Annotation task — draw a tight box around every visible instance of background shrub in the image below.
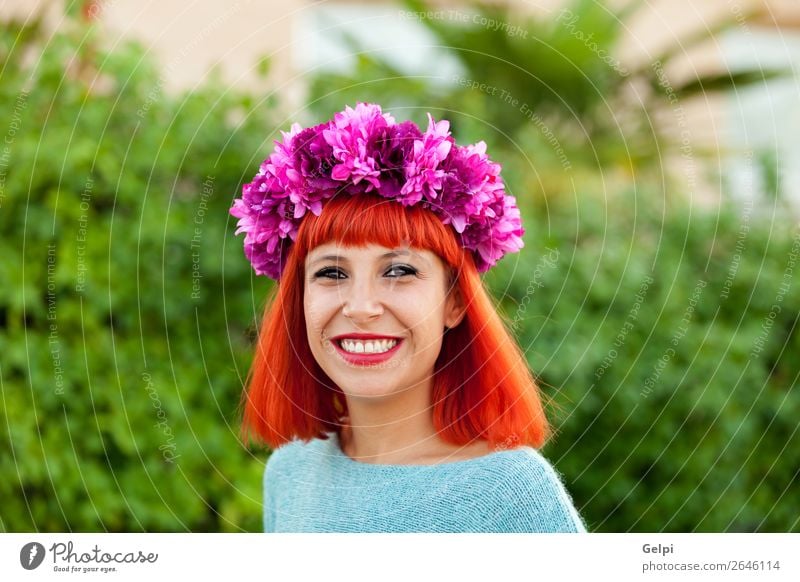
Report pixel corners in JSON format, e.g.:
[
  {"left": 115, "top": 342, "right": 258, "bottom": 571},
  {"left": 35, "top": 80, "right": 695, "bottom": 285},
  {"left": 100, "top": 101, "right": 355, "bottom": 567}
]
[
  {"left": 1, "top": 17, "right": 277, "bottom": 532},
  {"left": 490, "top": 193, "right": 800, "bottom": 532}
]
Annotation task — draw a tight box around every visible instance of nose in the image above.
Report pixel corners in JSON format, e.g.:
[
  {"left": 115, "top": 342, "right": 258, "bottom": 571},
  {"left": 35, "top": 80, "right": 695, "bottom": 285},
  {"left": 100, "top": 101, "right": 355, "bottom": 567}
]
[{"left": 341, "top": 279, "right": 384, "bottom": 321}]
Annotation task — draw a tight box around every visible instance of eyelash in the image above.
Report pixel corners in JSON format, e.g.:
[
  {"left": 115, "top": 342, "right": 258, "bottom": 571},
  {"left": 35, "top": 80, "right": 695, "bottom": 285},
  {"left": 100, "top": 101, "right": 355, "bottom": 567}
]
[{"left": 313, "top": 264, "right": 418, "bottom": 280}]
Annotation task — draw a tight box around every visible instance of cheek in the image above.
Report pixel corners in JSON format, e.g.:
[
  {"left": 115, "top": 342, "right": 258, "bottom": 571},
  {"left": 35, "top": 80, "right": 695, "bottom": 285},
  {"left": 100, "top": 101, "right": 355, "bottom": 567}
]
[
  {"left": 410, "top": 296, "right": 447, "bottom": 326},
  {"left": 304, "top": 292, "right": 335, "bottom": 334},
  {"left": 304, "top": 298, "right": 327, "bottom": 361},
  {"left": 303, "top": 295, "right": 319, "bottom": 344},
  {"left": 405, "top": 304, "right": 447, "bottom": 344}
]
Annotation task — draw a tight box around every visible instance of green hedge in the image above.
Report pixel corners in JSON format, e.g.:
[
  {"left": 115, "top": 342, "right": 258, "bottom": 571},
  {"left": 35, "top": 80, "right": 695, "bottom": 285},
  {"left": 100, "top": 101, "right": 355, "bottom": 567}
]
[
  {"left": 1, "top": 17, "right": 276, "bottom": 532},
  {"left": 489, "top": 193, "right": 799, "bottom": 532}
]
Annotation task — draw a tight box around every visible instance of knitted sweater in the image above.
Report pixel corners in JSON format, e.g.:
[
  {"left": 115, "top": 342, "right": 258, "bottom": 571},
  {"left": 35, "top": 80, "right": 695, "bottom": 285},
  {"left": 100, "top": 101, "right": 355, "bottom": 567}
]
[{"left": 263, "top": 432, "right": 587, "bottom": 533}]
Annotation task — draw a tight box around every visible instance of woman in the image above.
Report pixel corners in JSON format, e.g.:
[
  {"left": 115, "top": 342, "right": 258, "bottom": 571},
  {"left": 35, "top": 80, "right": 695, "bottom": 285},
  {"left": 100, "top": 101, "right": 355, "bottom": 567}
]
[{"left": 230, "top": 103, "right": 587, "bottom": 533}]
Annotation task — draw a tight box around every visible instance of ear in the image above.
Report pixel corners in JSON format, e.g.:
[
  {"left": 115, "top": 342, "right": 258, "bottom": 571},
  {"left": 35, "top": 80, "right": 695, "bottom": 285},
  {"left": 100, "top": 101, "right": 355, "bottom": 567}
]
[{"left": 444, "top": 285, "right": 467, "bottom": 330}]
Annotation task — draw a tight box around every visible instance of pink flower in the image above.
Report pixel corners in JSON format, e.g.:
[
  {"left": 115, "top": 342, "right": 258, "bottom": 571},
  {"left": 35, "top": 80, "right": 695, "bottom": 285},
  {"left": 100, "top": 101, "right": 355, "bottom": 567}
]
[
  {"left": 399, "top": 113, "right": 453, "bottom": 205},
  {"left": 323, "top": 103, "right": 394, "bottom": 192},
  {"left": 230, "top": 103, "right": 524, "bottom": 279}
]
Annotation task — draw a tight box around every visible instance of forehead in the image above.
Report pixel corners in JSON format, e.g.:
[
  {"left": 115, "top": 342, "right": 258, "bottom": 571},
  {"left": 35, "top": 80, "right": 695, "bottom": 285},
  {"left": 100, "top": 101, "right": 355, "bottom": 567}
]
[{"left": 306, "top": 243, "right": 435, "bottom": 266}]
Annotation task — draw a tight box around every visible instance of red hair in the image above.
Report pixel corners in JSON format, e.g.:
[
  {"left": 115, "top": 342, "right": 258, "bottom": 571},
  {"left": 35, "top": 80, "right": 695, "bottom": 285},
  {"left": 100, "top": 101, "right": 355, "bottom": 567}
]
[{"left": 239, "top": 193, "right": 551, "bottom": 450}]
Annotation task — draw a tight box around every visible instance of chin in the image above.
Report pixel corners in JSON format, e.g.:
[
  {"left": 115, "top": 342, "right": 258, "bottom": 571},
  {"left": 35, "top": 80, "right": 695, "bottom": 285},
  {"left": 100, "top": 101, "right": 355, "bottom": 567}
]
[{"left": 339, "top": 384, "right": 400, "bottom": 401}]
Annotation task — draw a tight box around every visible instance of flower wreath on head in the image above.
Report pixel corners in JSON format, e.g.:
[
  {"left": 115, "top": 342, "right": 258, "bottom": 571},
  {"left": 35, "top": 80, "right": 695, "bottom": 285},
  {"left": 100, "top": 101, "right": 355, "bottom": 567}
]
[{"left": 230, "top": 102, "right": 524, "bottom": 280}]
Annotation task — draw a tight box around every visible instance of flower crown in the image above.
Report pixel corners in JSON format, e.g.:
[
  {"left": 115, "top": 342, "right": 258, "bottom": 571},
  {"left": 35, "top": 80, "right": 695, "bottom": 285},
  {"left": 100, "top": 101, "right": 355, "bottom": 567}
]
[{"left": 230, "top": 102, "right": 524, "bottom": 280}]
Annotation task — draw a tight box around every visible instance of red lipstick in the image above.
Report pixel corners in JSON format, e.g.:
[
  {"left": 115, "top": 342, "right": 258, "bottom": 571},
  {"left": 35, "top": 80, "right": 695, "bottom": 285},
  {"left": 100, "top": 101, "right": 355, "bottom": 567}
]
[
  {"left": 329, "top": 335, "right": 403, "bottom": 366},
  {"left": 331, "top": 333, "right": 403, "bottom": 341}
]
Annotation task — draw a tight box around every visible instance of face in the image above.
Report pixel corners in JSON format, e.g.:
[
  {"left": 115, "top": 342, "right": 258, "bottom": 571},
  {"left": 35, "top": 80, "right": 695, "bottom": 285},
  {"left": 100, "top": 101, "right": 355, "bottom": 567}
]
[{"left": 303, "top": 242, "right": 465, "bottom": 401}]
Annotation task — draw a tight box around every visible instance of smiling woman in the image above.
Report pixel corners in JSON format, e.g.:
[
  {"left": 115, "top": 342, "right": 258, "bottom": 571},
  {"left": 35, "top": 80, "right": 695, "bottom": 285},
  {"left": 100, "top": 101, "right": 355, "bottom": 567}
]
[{"left": 231, "top": 103, "right": 587, "bottom": 533}]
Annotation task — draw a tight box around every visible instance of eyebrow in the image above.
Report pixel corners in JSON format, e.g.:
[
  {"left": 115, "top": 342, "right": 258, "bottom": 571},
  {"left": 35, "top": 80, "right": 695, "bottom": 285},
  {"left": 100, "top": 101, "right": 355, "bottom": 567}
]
[{"left": 308, "top": 249, "right": 427, "bottom": 268}]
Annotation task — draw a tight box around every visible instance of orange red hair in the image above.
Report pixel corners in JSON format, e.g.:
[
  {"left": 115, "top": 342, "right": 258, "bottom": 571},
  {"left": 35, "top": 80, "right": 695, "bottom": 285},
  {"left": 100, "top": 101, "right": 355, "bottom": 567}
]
[{"left": 239, "top": 193, "right": 551, "bottom": 451}]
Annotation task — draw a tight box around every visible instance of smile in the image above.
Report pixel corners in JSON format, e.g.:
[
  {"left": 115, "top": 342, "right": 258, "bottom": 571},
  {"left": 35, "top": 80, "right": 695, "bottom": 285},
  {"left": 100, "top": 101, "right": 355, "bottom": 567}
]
[
  {"left": 339, "top": 338, "right": 397, "bottom": 354},
  {"left": 330, "top": 338, "right": 403, "bottom": 365}
]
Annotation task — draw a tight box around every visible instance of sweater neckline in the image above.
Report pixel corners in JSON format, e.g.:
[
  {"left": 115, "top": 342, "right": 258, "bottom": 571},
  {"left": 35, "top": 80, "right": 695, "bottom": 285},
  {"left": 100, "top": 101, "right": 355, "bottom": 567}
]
[{"left": 323, "top": 431, "right": 528, "bottom": 470}]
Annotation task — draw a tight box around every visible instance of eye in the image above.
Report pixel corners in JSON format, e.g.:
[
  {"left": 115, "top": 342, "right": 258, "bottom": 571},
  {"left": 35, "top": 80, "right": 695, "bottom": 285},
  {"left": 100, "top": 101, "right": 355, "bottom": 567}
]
[
  {"left": 386, "top": 264, "right": 417, "bottom": 277},
  {"left": 313, "top": 267, "right": 346, "bottom": 280}
]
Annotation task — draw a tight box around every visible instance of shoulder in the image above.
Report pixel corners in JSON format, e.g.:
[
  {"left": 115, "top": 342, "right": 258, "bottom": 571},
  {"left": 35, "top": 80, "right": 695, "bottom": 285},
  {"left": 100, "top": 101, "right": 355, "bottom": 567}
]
[
  {"left": 477, "top": 447, "right": 587, "bottom": 533},
  {"left": 262, "top": 435, "right": 334, "bottom": 532},
  {"left": 263, "top": 434, "right": 331, "bottom": 485},
  {"left": 492, "top": 447, "right": 572, "bottom": 494}
]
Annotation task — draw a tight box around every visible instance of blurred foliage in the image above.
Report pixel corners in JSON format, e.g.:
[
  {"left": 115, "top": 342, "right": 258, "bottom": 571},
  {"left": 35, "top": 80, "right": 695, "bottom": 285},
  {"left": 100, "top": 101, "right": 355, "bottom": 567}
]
[
  {"left": 0, "top": 14, "right": 278, "bottom": 531},
  {"left": 486, "top": 192, "right": 800, "bottom": 532},
  {"left": 308, "top": 0, "right": 785, "bottom": 182}
]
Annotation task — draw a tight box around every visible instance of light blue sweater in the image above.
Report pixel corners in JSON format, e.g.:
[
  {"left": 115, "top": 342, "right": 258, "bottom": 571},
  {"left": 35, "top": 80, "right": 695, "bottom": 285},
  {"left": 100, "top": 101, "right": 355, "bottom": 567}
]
[{"left": 263, "top": 432, "right": 588, "bottom": 533}]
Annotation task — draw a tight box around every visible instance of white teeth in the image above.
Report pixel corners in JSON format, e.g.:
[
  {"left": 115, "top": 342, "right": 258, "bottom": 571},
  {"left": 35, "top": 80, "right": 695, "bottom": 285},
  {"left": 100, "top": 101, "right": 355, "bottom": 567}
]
[{"left": 339, "top": 339, "right": 398, "bottom": 354}]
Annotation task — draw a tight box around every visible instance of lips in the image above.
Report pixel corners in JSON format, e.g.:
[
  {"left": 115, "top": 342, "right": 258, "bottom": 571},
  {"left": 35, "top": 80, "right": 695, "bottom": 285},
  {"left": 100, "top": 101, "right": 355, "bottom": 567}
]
[
  {"left": 328, "top": 335, "right": 404, "bottom": 366},
  {"left": 330, "top": 333, "right": 403, "bottom": 341}
]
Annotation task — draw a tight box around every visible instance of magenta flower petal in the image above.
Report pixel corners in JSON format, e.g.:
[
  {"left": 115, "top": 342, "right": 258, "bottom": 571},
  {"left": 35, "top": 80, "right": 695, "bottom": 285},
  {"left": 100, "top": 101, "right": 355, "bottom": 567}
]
[{"left": 230, "top": 103, "right": 524, "bottom": 279}]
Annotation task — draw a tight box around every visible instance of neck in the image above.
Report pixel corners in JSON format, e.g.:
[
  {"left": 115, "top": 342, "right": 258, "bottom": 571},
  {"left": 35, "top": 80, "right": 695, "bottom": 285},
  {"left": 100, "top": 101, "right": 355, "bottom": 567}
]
[{"left": 339, "top": 380, "right": 444, "bottom": 464}]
